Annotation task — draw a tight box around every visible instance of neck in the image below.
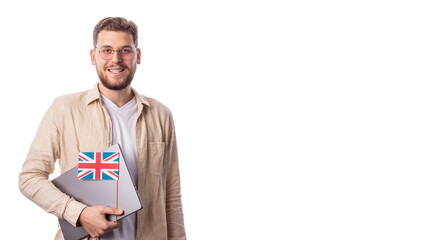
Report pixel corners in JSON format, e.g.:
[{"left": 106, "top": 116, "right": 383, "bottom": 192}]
[{"left": 98, "top": 83, "right": 134, "bottom": 107}]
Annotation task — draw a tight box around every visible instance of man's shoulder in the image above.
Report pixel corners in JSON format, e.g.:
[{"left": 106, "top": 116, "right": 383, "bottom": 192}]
[
  {"left": 51, "top": 89, "right": 91, "bottom": 108},
  {"left": 138, "top": 94, "right": 173, "bottom": 116}
]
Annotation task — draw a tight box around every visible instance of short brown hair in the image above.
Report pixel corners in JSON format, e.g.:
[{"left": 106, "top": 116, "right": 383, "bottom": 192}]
[{"left": 93, "top": 17, "right": 138, "bottom": 47}]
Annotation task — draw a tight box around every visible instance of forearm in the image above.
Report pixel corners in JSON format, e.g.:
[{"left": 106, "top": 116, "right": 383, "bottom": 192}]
[
  {"left": 18, "top": 99, "right": 86, "bottom": 226},
  {"left": 166, "top": 179, "right": 186, "bottom": 239},
  {"left": 162, "top": 109, "right": 186, "bottom": 239},
  {"left": 19, "top": 161, "right": 87, "bottom": 226},
  {"left": 165, "top": 143, "right": 186, "bottom": 239}
]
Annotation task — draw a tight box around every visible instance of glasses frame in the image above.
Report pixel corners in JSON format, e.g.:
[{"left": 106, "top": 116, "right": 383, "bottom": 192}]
[{"left": 95, "top": 47, "right": 137, "bottom": 60}]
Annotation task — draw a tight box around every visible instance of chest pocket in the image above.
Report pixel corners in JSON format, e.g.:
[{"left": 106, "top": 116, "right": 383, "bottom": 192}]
[{"left": 148, "top": 142, "right": 165, "bottom": 175}]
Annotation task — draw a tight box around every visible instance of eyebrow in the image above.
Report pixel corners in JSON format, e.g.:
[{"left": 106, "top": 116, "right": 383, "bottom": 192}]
[{"left": 99, "top": 45, "right": 134, "bottom": 49}]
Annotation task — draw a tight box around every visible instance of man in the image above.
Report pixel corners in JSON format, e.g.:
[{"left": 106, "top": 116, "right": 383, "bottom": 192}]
[{"left": 19, "top": 17, "right": 186, "bottom": 240}]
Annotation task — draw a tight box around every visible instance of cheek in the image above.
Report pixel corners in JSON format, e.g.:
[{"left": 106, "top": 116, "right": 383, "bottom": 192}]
[
  {"left": 95, "top": 64, "right": 107, "bottom": 76},
  {"left": 95, "top": 60, "right": 107, "bottom": 70}
]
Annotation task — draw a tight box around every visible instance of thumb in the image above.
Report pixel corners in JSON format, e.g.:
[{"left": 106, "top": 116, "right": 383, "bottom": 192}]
[{"left": 103, "top": 207, "right": 123, "bottom": 216}]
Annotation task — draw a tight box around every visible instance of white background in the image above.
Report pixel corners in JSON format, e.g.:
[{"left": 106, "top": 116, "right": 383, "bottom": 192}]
[{"left": 1, "top": 0, "right": 430, "bottom": 239}]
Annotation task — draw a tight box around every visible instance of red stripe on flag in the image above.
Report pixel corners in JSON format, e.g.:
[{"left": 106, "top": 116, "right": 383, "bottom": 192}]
[
  {"left": 79, "top": 153, "right": 91, "bottom": 162},
  {"left": 108, "top": 171, "right": 118, "bottom": 178},
  {"left": 107, "top": 171, "right": 119, "bottom": 179},
  {"left": 78, "top": 170, "right": 93, "bottom": 179},
  {"left": 95, "top": 152, "right": 101, "bottom": 179},
  {"left": 103, "top": 152, "right": 119, "bottom": 162}
]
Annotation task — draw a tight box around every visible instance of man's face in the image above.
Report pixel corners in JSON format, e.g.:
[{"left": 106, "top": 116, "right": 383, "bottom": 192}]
[{"left": 91, "top": 30, "right": 141, "bottom": 90}]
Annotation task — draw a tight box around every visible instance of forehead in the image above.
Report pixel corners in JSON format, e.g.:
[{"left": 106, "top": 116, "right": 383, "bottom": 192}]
[{"left": 96, "top": 30, "right": 135, "bottom": 48}]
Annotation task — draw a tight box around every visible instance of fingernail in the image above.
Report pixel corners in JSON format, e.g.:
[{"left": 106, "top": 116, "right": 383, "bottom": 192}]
[{"left": 117, "top": 209, "right": 123, "bottom": 214}]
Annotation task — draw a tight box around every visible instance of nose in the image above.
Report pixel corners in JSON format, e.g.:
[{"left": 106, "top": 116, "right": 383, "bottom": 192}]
[{"left": 111, "top": 50, "right": 122, "bottom": 63}]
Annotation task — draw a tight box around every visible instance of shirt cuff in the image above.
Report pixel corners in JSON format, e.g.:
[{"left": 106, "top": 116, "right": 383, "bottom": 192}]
[{"left": 63, "top": 198, "right": 87, "bottom": 227}]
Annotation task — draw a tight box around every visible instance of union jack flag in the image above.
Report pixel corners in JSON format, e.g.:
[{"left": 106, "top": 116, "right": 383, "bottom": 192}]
[{"left": 78, "top": 152, "right": 119, "bottom": 180}]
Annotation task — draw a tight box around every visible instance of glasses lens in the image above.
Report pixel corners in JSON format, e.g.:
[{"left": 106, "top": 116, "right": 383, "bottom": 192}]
[
  {"left": 99, "top": 47, "right": 112, "bottom": 59},
  {"left": 120, "top": 48, "right": 134, "bottom": 59}
]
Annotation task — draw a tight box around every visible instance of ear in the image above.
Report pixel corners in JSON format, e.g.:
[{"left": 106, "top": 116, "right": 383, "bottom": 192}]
[
  {"left": 136, "top": 48, "right": 141, "bottom": 64},
  {"left": 90, "top": 49, "right": 96, "bottom": 65}
]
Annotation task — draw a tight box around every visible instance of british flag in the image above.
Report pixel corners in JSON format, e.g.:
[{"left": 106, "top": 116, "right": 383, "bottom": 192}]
[{"left": 78, "top": 152, "right": 119, "bottom": 180}]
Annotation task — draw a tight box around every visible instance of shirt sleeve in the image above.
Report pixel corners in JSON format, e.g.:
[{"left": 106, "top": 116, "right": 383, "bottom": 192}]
[
  {"left": 18, "top": 99, "right": 87, "bottom": 227},
  {"left": 164, "top": 109, "right": 187, "bottom": 240}
]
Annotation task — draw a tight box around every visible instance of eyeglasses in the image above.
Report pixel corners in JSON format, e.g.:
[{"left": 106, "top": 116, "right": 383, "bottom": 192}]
[{"left": 96, "top": 47, "right": 136, "bottom": 60}]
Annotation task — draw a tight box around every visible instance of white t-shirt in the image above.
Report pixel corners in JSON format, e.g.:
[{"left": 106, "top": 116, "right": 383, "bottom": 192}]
[{"left": 100, "top": 94, "right": 138, "bottom": 240}]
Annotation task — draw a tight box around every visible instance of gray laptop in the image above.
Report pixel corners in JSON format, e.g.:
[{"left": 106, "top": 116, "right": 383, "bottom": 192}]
[{"left": 52, "top": 144, "right": 142, "bottom": 240}]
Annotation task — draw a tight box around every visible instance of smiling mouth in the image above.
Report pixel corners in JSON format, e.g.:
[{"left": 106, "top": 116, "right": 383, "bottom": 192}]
[{"left": 108, "top": 68, "right": 125, "bottom": 73}]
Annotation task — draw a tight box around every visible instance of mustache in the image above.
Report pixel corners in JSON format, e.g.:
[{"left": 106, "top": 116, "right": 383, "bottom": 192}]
[{"left": 106, "top": 64, "right": 128, "bottom": 69}]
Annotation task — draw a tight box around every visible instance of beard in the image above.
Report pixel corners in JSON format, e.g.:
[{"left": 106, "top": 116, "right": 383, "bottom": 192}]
[{"left": 97, "top": 65, "right": 136, "bottom": 91}]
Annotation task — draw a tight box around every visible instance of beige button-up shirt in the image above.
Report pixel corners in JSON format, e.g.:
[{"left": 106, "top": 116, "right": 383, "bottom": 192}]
[{"left": 19, "top": 84, "right": 186, "bottom": 240}]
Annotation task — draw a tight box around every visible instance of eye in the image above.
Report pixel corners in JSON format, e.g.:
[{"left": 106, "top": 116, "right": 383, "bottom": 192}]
[
  {"left": 121, "top": 48, "right": 132, "bottom": 54},
  {"left": 101, "top": 48, "right": 112, "bottom": 53}
]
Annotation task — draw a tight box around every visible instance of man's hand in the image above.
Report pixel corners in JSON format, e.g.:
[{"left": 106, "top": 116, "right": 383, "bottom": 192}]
[{"left": 78, "top": 206, "right": 124, "bottom": 238}]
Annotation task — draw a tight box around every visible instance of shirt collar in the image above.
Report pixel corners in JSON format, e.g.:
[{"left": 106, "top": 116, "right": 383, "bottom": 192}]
[{"left": 86, "top": 83, "right": 151, "bottom": 108}]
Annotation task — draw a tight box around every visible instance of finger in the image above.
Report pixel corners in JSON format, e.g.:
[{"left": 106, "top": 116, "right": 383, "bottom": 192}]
[
  {"left": 106, "top": 220, "right": 121, "bottom": 230},
  {"left": 102, "top": 206, "right": 124, "bottom": 216}
]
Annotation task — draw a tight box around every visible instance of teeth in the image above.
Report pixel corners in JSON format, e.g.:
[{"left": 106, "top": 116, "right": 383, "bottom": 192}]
[{"left": 109, "top": 69, "right": 124, "bottom": 73}]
